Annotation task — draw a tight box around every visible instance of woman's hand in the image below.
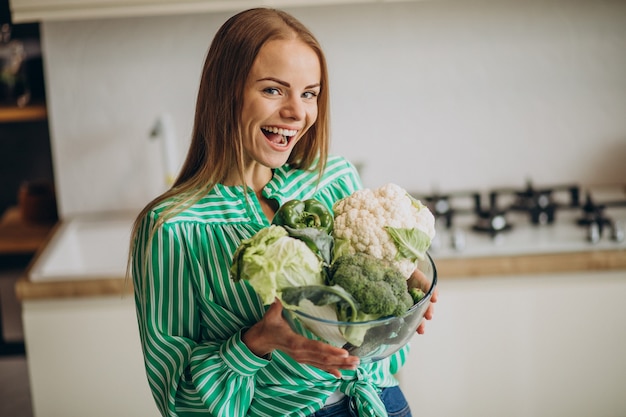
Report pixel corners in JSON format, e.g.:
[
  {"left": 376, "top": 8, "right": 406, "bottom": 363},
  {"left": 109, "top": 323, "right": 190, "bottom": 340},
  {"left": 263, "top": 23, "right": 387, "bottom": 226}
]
[
  {"left": 416, "top": 286, "right": 438, "bottom": 334},
  {"left": 409, "top": 267, "right": 438, "bottom": 335},
  {"left": 242, "top": 300, "right": 360, "bottom": 378}
]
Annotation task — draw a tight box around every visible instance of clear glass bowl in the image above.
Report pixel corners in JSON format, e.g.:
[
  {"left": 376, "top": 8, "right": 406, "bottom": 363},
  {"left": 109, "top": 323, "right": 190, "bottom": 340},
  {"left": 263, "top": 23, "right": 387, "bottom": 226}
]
[{"left": 283, "top": 253, "right": 437, "bottom": 363}]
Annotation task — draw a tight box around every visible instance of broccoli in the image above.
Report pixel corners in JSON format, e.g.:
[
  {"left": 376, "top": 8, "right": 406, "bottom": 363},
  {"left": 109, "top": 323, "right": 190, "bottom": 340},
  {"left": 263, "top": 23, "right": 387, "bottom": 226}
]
[
  {"left": 322, "top": 253, "right": 413, "bottom": 346},
  {"left": 329, "top": 252, "right": 414, "bottom": 319},
  {"left": 409, "top": 287, "right": 426, "bottom": 304},
  {"left": 280, "top": 253, "right": 418, "bottom": 348}
]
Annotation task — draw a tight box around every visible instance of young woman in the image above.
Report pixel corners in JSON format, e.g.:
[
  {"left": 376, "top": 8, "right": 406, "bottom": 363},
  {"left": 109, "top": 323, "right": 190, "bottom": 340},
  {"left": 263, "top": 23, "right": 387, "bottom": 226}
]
[{"left": 130, "top": 8, "right": 437, "bottom": 417}]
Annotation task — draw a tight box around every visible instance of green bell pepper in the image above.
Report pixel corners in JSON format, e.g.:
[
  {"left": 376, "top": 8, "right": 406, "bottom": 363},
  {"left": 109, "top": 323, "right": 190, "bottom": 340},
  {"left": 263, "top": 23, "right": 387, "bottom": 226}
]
[{"left": 272, "top": 199, "right": 334, "bottom": 234}]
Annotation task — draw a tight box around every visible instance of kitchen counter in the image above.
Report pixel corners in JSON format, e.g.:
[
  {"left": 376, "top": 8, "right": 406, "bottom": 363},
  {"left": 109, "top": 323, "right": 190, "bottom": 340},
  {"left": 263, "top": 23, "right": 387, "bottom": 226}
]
[{"left": 16, "top": 247, "right": 626, "bottom": 300}]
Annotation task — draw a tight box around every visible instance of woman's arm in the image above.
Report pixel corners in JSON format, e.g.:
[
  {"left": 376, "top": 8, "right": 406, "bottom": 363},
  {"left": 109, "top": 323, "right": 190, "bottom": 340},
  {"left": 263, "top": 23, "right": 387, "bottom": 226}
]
[{"left": 132, "top": 215, "right": 269, "bottom": 416}]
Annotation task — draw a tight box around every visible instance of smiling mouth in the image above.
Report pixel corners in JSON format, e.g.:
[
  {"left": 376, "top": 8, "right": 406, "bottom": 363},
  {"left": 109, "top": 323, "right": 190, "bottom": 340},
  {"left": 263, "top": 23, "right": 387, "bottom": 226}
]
[{"left": 261, "top": 126, "right": 298, "bottom": 147}]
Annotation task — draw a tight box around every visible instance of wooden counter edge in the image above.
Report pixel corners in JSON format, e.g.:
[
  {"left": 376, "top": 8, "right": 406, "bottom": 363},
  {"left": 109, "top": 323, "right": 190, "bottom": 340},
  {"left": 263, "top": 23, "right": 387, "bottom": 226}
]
[
  {"left": 436, "top": 249, "right": 626, "bottom": 278},
  {"left": 16, "top": 274, "right": 133, "bottom": 300}
]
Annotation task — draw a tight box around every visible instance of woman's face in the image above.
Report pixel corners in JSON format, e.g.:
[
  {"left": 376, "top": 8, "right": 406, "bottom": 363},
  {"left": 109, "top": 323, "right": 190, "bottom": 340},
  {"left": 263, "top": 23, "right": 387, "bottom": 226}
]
[{"left": 239, "top": 38, "right": 321, "bottom": 176}]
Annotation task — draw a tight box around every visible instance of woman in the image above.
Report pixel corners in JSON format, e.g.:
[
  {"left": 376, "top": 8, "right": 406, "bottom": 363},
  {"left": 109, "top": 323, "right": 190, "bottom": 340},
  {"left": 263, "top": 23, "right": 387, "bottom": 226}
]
[{"left": 130, "top": 8, "right": 437, "bottom": 417}]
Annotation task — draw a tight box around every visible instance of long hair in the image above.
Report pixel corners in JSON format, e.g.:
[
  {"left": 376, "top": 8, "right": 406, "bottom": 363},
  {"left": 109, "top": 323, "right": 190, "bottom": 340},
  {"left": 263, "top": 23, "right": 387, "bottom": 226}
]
[{"left": 128, "top": 8, "right": 331, "bottom": 282}]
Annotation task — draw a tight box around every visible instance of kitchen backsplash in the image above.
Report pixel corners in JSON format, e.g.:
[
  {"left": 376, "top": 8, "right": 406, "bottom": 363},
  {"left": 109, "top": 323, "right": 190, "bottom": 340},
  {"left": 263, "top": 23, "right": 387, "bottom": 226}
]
[{"left": 40, "top": 0, "right": 626, "bottom": 218}]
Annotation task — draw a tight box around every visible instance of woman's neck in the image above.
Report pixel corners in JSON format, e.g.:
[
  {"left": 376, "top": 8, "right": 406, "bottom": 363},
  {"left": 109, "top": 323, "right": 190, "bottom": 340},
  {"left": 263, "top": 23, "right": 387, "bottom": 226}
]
[{"left": 223, "top": 165, "right": 273, "bottom": 193}]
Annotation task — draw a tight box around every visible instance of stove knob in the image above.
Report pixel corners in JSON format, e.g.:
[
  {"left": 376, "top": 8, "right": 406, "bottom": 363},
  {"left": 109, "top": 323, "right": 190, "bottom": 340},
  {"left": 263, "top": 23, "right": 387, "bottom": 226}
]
[
  {"left": 434, "top": 199, "right": 450, "bottom": 215},
  {"left": 587, "top": 221, "right": 601, "bottom": 244},
  {"left": 451, "top": 228, "right": 466, "bottom": 251},
  {"left": 491, "top": 215, "right": 507, "bottom": 231},
  {"left": 611, "top": 221, "right": 625, "bottom": 243},
  {"left": 537, "top": 194, "right": 550, "bottom": 208}
]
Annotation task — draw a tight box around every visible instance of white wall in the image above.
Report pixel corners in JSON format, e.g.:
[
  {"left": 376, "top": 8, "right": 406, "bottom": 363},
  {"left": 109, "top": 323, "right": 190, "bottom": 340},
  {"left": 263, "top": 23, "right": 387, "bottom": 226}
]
[{"left": 40, "top": 0, "right": 626, "bottom": 218}]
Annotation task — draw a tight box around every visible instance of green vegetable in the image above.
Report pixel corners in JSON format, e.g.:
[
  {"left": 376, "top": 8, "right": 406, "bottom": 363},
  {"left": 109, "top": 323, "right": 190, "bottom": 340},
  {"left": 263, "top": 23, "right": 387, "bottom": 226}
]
[
  {"left": 409, "top": 287, "right": 426, "bottom": 304},
  {"left": 331, "top": 237, "right": 352, "bottom": 263},
  {"left": 282, "top": 284, "right": 353, "bottom": 309},
  {"left": 329, "top": 253, "right": 414, "bottom": 318},
  {"left": 272, "top": 199, "right": 335, "bottom": 265},
  {"left": 280, "top": 289, "right": 350, "bottom": 347},
  {"left": 272, "top": 199, "right": 334, "bottom": 234},
  {"left": 282, "top": 252, "right": 414, "bottom": 346},
  {"left": 384, "top": 226, "right": 432, "bottom": 263},
  {"left": 230, "top": 225, "right": 324, "bottom": 305},
  {"left": 281, "top": 284, "right": 361, "bottom": 346},
  {"left": 329, "top": 253, "right": 414, "bottom": 346},
  {"left": 282, "top": 225, "right": 334, "bottom": 267}
]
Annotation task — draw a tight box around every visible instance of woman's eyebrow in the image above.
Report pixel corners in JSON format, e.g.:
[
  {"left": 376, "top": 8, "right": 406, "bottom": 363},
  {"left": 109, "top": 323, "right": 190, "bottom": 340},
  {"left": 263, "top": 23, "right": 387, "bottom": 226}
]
[{"left": 257, "top": 77, "right": 320, "bottom": 90}]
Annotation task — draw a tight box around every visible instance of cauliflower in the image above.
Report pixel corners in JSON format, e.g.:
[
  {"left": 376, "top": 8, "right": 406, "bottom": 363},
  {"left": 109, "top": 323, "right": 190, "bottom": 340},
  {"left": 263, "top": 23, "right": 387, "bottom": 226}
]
[{"left": 332, "top": 183, "right": 435, "bottom": 278}]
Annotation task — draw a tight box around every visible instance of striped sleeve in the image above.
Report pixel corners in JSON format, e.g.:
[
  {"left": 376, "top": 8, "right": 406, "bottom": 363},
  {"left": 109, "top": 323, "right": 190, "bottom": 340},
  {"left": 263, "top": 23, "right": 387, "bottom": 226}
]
[{"left": 132, "top": 213, "right": 269, "bottom": 417}]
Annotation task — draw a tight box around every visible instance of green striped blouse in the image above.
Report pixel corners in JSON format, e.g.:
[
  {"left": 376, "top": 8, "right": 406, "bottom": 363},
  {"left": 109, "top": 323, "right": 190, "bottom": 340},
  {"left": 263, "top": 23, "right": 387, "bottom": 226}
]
[{"left": 132, "top": 155, "right": 409, "bottom": 417}]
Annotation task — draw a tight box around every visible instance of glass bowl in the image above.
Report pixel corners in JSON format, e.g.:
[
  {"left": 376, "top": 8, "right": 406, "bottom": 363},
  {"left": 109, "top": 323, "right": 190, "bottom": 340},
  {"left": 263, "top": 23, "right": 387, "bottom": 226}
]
[{"left": 282, "top": 253, "right": 437, "bottom": 363}]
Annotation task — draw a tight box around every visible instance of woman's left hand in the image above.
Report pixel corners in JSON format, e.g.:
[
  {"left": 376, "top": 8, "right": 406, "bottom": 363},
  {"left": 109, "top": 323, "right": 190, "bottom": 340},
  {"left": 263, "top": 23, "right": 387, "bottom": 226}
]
[
  {"left": 408, "top": 267, "right": 438, "bottom": 335},
  {"left": 242, "top": 300, "right": 360, "bottom": 377},
  {"left": 416, "top": 286, "right": 438, "bottom": 334}
]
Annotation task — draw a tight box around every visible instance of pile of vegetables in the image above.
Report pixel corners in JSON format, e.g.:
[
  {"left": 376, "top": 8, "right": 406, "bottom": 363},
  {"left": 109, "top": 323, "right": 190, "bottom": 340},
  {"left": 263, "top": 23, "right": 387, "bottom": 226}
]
[{"left": 230, "top": 183, "right": 436, "bottom": 347}]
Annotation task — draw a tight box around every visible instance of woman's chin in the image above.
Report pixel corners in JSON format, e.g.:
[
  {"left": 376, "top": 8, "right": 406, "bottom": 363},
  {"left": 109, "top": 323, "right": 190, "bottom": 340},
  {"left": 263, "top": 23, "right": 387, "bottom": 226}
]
[{"left": 264, "top": 147, "right": 294, "bottom": 167}]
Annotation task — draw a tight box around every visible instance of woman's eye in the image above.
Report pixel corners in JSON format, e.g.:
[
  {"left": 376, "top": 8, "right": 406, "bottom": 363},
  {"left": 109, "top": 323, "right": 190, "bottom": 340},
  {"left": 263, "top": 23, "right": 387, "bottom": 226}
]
[
  {"left": 263, "top": 87, "right": 281, "bottom": 95},
  {"left": 302, "top": 91, "right": 318, "bottom": 99}
]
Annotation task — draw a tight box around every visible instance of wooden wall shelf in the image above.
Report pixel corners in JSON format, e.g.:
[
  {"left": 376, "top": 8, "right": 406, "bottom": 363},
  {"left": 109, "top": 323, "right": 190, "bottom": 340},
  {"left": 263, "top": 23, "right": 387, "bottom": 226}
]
[{"left": 0, "top": 104, "right": 47, "bottom": 124}]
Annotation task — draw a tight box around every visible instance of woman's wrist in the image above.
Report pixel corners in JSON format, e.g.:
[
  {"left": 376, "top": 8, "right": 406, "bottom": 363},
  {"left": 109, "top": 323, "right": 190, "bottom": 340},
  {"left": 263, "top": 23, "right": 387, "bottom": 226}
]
[{"left": 242, "top": 325, "right": 272, "bottom": 359}]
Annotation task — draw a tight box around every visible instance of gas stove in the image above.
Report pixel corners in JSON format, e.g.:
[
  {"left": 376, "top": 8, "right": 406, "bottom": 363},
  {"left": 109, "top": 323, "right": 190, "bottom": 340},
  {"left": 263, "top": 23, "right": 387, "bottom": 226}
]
[{"left": 413, "top": 182, "right": 626, "bottom": 259}]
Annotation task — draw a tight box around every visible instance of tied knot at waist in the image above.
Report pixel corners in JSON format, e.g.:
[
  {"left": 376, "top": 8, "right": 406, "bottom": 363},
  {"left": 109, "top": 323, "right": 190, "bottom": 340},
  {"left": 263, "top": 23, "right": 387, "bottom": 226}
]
[{"left": 338, "top": 368, "right": 387, "bottom": 417}]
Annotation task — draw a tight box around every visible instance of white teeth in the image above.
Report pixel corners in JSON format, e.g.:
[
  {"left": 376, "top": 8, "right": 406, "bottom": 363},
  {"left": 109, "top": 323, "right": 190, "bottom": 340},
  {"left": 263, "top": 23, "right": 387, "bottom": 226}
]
[{"left": 262, "top": 126, "right": 297, "bottom": 137}]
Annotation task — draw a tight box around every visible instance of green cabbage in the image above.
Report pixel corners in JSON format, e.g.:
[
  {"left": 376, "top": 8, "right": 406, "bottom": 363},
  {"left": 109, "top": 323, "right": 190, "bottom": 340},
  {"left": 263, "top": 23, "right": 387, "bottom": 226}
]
[{"left": 230, "top": 225, "right": 324, "bottom": 305}]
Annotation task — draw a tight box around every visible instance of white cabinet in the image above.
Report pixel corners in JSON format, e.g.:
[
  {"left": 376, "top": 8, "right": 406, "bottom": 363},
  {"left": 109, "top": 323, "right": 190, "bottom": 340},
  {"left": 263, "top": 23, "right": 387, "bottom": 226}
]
[
  {"left": 22, "top": 296, "right": 159, "bottom": 417},
  {"left": 9, "top": 0, "right": 410, "bottom": 22},
  {"left": 398, "top": 270, "right": 626, "bottom": 417}
]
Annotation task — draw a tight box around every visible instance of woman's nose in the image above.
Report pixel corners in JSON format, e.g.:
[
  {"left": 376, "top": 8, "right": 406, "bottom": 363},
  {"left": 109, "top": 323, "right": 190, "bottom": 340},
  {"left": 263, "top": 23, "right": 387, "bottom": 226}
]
[{"left": 280, "top": 96, "right": 305, "bottom": 120}]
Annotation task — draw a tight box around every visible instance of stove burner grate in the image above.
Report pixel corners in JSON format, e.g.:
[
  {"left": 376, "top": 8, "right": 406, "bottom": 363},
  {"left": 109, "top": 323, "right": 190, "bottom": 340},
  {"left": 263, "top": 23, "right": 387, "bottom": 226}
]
[
  {"left": 472, "top": 211, "right": 512, "bottom": 235},
  {"left": 416, "top": 191, "right": 479, "bottom": 229},
  {"left": 577, "top": 192, "right": 626, "bottom": 242},
  {"left": 492, "top": 181, "right": 580, "bottom": 226},
  {"left": 471, "top": 193, "right": 513, "bottom": 236}
]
